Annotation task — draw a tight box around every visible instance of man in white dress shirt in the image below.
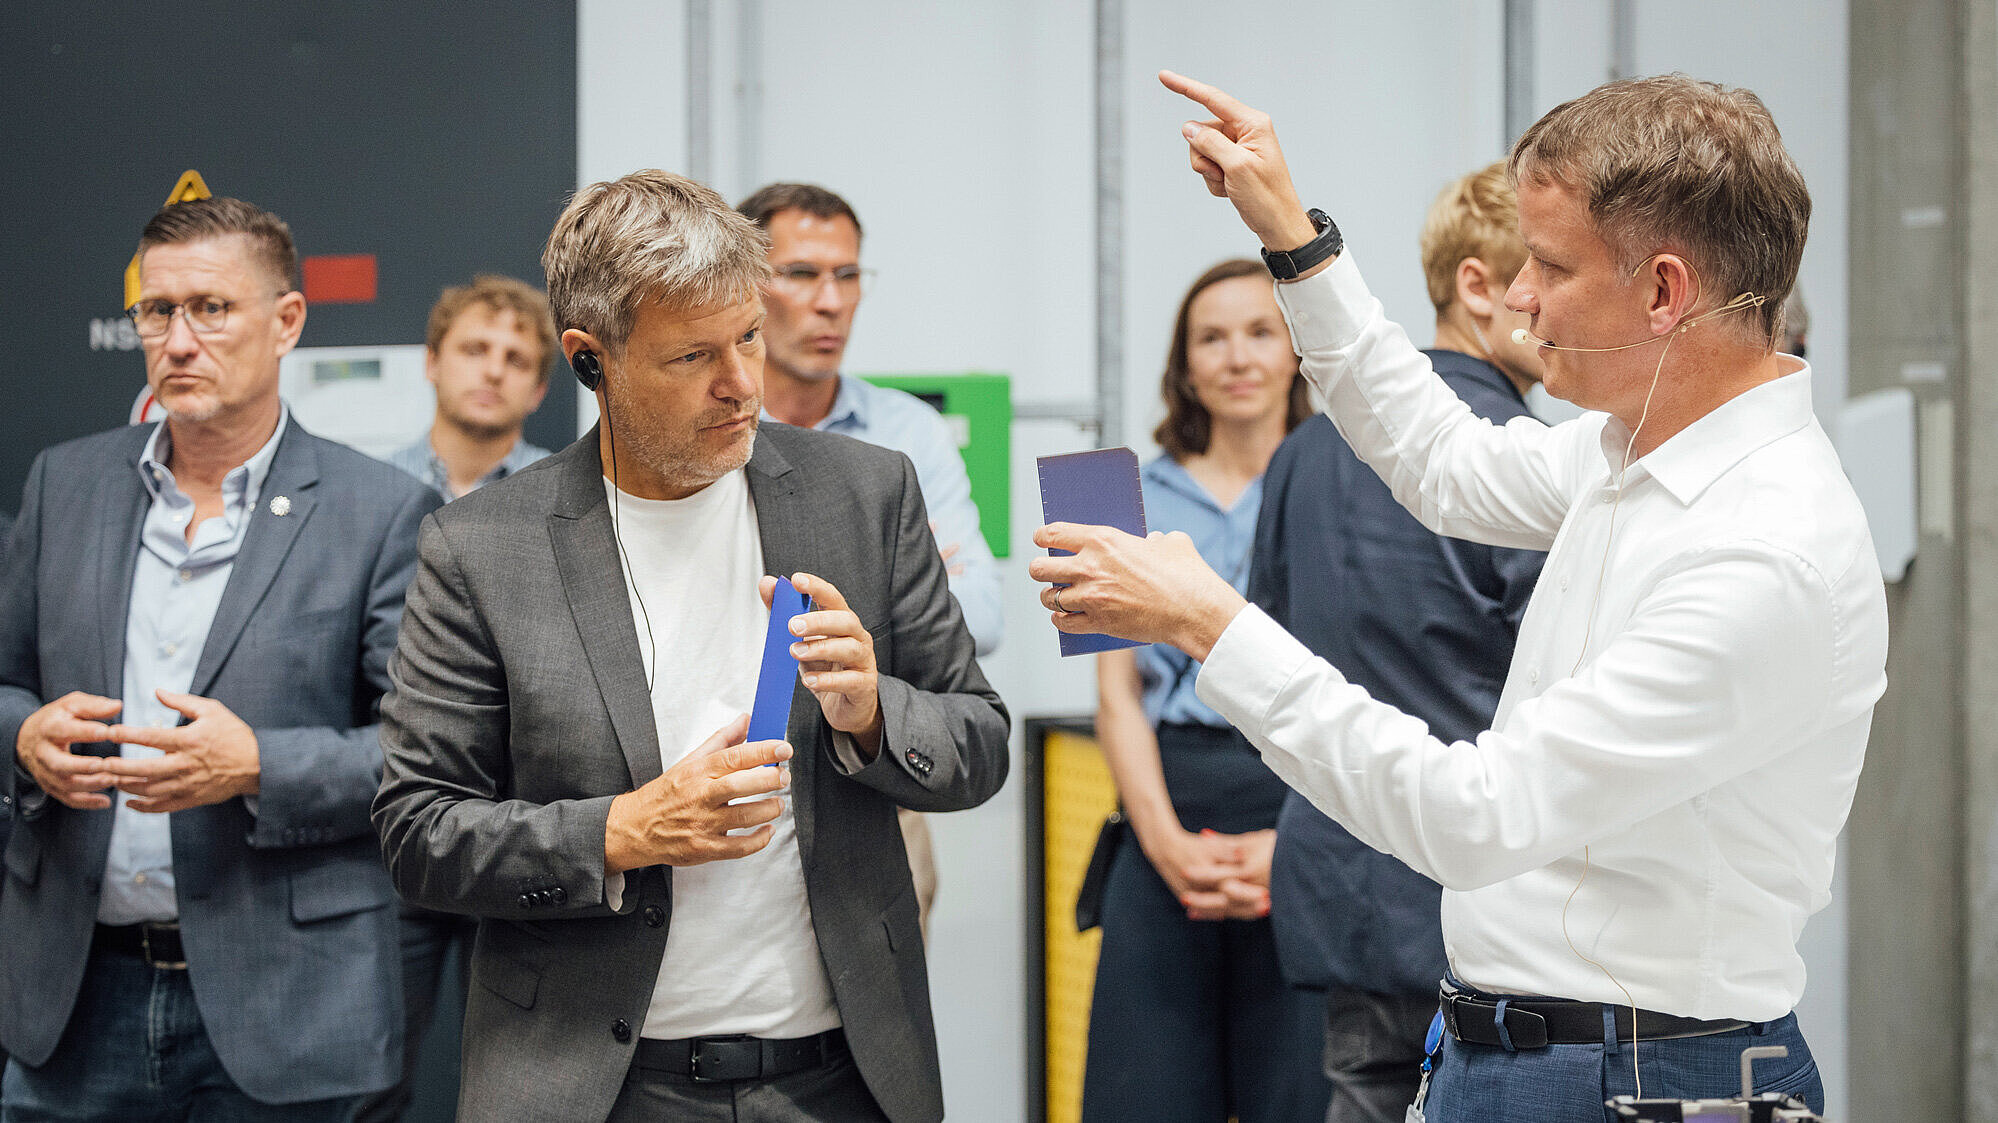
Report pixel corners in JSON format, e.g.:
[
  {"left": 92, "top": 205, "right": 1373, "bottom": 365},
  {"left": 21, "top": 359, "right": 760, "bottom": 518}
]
[{"left": 1031, "top": 72, "right": 1886, "bottom": 1119}]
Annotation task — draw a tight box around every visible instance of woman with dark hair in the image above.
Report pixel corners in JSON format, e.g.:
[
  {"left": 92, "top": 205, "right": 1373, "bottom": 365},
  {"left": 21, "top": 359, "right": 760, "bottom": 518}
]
[{"left": 1083, "top": 260, "right": 1328, "bottom": 1122}]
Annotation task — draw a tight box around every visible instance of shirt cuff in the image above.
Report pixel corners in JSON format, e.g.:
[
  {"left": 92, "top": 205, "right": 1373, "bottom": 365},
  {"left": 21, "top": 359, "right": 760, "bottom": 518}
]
[
  {"left": 828, "top": 729, "right": 874, "bottom": 775},
  {"left": 604, "top": 870, "right": 625, "bottom": 912},
  {"left": 1194, "top": 604, "right": 1334, "bottom": 734},
  {"left": 1273, "top": 251, "right": 1376, "bottom": 353}
]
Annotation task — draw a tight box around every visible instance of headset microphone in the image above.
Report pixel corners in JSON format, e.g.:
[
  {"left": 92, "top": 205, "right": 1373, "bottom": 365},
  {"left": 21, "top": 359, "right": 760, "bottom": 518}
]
[{"left": 1511, "top": 292, "right": 1766, "bottom": 353}]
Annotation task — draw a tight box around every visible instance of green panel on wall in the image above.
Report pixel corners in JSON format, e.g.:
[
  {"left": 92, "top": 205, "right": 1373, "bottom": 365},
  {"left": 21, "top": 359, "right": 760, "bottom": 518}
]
[{"left": 858, "top": 373, "right": 1011, "bottom": 557}]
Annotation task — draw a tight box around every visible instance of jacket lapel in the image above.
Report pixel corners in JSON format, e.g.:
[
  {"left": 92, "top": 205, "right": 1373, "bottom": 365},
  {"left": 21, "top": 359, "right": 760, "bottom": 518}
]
[
  {"left": 95, "top": 431, "right": 152, "bottom": 701},
  {"left": 745, "top": 433, "right": 820, "bottom": 862},
  {"left": 547, "top": 433, "right": 663, "bottom": 788},
  {"left": 189, "top": 428, "right": 317, "bottom": 698}
]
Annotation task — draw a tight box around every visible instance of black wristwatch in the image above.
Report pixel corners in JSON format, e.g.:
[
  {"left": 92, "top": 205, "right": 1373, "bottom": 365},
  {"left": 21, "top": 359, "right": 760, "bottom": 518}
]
[{"left": 1261, "top": 208, "right": 1342, "bottom": 281}]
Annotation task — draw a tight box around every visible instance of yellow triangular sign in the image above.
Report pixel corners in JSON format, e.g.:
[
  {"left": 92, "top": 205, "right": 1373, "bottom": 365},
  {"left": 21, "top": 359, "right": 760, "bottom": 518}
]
[{"left": 124, "top": 170, "right": 213, "bottom": 309}]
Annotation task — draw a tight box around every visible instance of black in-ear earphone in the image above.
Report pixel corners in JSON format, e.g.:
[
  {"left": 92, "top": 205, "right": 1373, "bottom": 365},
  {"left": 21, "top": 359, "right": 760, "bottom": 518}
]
[{"left": 572, "top": 346, "right": 657, "bottom": 691}]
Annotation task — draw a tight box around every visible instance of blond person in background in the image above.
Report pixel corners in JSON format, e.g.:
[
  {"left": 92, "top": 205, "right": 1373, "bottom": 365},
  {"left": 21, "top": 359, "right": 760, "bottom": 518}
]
[{"left": 1252, "top": 163, "right": 1546, "bottom": 1123}]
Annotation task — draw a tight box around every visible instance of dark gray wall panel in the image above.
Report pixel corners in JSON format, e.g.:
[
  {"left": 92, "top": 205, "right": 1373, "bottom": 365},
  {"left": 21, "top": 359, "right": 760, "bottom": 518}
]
[{"left": 0, "top": 3, "right": 579, "bottom": 510}]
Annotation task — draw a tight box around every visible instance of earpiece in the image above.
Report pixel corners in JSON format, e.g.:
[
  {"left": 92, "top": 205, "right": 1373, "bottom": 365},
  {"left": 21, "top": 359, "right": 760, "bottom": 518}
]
[{"left": 570, "top": 349, "right": 604, "bottom": 391}]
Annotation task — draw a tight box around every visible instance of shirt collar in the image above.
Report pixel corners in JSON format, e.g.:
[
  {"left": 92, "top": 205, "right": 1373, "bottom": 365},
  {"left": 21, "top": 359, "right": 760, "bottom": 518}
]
[
  {"left": 819, "top": 375, "right": 865, "bottom": 430},
  {"left": 139, "top": 405, "right": 291, "bottom": 508},
  {"left": 756, "top": 375, "right": 864, "bottom": 432},
  {"left": 1614, "top": 361, "right": 1817, "bottom": 506},
  {"left": 1143, "top": 453, "right": 1230, "bottom": 513}
]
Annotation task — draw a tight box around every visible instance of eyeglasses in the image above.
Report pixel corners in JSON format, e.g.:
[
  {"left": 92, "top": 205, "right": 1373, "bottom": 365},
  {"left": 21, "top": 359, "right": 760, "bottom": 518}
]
[
  {"left": 124, "top": 296, "right": 240, "bottom": 338},
  {"left": 768, "top": 264, "right": 875, "bottom": 299}
]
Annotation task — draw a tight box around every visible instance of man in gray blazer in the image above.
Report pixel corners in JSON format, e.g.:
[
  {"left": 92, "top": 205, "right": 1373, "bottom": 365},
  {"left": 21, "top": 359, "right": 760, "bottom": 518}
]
[
  {"left": 374, "top": 169, "right": 1010, "bottom": 1123},
  {"left": 0, "top": 197, "right": 439, "bottom": 1117}
]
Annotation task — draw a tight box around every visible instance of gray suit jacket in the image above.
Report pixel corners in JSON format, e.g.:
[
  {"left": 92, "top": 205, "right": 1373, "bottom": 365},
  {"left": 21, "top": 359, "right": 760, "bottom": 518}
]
[
  {"left": 374, "top": 425, "right": 1010, "bottom": 1123},
  {"left": 0, "top": 421, "right": 440, "bottom": 1103}
]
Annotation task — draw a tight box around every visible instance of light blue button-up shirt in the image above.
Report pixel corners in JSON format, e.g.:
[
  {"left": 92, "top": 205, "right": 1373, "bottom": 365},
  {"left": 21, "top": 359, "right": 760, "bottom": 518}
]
[
  {"left": 765, "top": 376, "right": 1002, "bottom": 656},
  {"left": 1137, "top": 454, "right": 1262, "bottom": 727},
  {"left": 384, "top": 433, "right": 551, "bottom": 501},
  {"left": 99, "top": 410, "right": 288, "bottom": 925}
]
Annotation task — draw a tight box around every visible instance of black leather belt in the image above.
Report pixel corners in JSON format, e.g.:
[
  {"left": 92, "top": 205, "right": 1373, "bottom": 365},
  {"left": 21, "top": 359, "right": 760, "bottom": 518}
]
[
  {"left": 634, "top": 1028, "right": 845, "bottom": 1083},
  {"left": 1440, "top": 984, "right": 1750, "bottom": 1049},
  {"left": 92, "top": 922, "right": 187, "bottom": 969}
]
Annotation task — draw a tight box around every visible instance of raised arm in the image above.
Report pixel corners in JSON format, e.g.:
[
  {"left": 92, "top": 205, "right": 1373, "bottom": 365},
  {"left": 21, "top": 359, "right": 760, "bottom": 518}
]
[{"left": 1162, "top": 71, "right": 1582, "bottom": 551}]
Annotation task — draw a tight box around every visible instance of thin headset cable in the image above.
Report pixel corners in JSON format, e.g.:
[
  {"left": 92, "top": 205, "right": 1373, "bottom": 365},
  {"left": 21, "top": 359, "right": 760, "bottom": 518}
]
[
  {"left": 603, "top": 382, "right": 659, "bottom": 695},
  {"left": 1549, "top": 274, "right": 1766, "bottom": 1099}
]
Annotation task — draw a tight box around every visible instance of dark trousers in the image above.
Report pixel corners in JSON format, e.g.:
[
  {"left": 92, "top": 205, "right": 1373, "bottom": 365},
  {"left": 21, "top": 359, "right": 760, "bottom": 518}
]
[
  {"left": 353, "top": 905, "right": 473, "bottom": 1123},
  {"left": 1321, "top": 988, "right": 1434, "bottom": 1123},
  {"left": 0, "top": 949, "right": 361, "bottom": 1122},
  {"left": 605, "top": 1038, "right": 886, "bottom": 1122},
  {"left": 1423, "top": 1006, "right": 1822, "bottom": 1122},
  {"left": 1081, "top": 723, "right": 1330, "bottom": 1123}
]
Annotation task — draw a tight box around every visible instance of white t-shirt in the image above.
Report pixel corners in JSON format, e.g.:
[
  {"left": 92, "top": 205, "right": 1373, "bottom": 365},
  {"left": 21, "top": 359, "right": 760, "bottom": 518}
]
[{"left": 604, "top": 469, "right": 839, "bottom": 1040}]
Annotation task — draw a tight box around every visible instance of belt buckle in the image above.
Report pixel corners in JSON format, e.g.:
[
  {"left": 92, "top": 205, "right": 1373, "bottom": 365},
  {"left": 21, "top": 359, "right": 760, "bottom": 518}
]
[
  {"left": 690, "top": 1035, "right": 758, "bottom": 1083},
  {"left": 140, "top": 924, "right": 186, "bottom": 971}
]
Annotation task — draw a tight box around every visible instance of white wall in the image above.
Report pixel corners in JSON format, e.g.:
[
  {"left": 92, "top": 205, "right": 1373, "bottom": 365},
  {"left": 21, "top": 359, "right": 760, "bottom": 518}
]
[{"left": 576, "top": 3, "right": 1852, "bottom": 1118}]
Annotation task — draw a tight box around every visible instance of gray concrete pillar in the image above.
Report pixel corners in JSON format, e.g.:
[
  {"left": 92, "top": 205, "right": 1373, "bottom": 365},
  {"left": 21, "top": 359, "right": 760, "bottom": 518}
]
[
  {"left": 1963, "top": 0, "right": 1998, "bottom": 1115},
  {"left": 1846, "top": 0, "right": 1981, "bottom": 1119}
]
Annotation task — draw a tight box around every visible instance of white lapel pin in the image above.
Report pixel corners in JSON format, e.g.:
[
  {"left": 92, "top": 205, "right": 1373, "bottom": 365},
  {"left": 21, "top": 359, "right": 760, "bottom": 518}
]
[{"left": 269, "top": 495, "right": 292, "bottom": 517}]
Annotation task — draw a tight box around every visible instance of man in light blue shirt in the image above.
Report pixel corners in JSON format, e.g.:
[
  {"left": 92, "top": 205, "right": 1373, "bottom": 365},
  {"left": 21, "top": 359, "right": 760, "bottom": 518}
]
[
  {"left": 737, "top": 184, "right": 1001, "bottom": 658},
  {"left": 0, "top": 195, "right": 437, "bottom": 1118},
  {"left": 100, "top": 409, "right": 290, "bottom": 926},
  {"left": 739, "top": 183, "right": 1002, "bottom": 934},
  {"left": 385, "top": 275, "right": 556, "bottom": 500}
]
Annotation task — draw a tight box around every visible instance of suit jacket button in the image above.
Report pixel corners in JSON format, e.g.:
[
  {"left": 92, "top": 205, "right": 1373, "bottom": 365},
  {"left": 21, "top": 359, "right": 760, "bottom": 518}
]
[
  {"left": 518, "top": 893, "right": 534, "bottom": 909},
  {"left": 643, "top": 905, "right": 665, "bottom": 928},
  {"left": 612, "top": 1019, "right": 632, "bottom": 1043},
  {"left": 550, "top": 887, "right": 567, "bottom": 905}
]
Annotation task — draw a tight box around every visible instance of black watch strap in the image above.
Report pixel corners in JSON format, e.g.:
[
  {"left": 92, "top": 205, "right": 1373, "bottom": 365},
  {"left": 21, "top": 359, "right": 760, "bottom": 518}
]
[{"left": 1261, "top": 208, "right": 1342, "bottom": 281}]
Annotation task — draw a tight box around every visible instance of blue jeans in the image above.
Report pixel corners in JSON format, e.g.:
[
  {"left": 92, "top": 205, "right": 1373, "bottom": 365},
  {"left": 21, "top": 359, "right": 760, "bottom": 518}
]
[
  {"left": 1422, "top": 1002, "right": 1823, "bottom": 1123},
  {"left": 1, "top": 948, "right": 362, "bottom": 1122},
  {"left": 353, "top": 904, "right": 472, "bottom": 1123}
]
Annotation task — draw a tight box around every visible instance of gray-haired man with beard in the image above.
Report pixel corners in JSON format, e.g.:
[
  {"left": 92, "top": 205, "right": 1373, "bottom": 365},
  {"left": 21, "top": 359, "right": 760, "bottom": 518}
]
[{"left": 373, "top": 169, "right": 1009, "bottom": 1122}]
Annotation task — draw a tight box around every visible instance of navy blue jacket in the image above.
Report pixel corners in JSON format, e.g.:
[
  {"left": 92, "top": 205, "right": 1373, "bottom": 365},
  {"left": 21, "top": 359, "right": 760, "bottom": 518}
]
[{"left": 1251, "top": 350, "right": 1545, "bottom": 998}]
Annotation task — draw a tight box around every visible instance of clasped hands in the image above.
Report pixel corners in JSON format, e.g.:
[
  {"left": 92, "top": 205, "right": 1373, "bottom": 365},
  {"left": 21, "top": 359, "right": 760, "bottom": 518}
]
[
  {"left": 1141, "top": 820, "right": 1276, "bottom": 922},
  {"left": 605, "top": 572, "right": 880, "bottom": 874},
  {"left": 15, "top": 689, "right": 259, "bottom": 813}
]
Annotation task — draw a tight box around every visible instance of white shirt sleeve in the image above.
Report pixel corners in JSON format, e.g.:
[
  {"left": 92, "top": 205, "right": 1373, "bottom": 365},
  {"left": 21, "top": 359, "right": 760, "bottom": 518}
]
[
  {"left": 1196, "top": 540, "right": 1842, "bottom": 892},
  {"left": 1275, "top": 253, "right": 1587, "bottom": 552}
]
